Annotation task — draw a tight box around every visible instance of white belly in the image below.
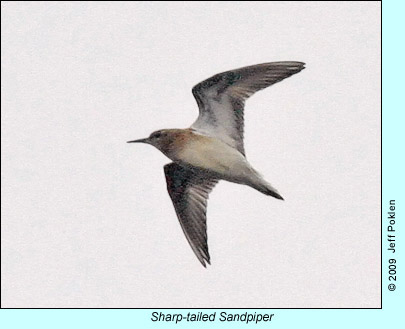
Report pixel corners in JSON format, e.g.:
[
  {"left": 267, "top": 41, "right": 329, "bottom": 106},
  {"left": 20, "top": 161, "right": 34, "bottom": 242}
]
[{"left": 175, "top": 136, "right": 255, "bottom": 182}]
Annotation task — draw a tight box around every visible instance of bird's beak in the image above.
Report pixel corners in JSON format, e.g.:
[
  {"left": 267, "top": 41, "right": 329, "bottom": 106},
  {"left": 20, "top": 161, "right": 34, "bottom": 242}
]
[{"left": 127, "top": 138, "right": 150, "bottom": 144}]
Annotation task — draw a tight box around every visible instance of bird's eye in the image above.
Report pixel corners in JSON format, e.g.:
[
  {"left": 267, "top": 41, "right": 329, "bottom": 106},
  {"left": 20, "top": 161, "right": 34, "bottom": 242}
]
[{"left": 154, "top": 132, "right": 161, "bottom": 139}]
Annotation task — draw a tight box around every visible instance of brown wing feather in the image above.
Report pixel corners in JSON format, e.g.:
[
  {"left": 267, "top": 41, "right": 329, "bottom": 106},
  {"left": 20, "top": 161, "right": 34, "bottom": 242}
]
[
  {"left": 164, "top": 163, "right": 218, "bottom": 267},
  {"left": 191, "top": 62, "right": 305, "bottom": 155}
]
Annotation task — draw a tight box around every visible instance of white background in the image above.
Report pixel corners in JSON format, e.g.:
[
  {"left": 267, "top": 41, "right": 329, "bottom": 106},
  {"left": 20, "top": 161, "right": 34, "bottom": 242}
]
[{"left": 1, "top": 2, "right": 381, "bottom": 308}]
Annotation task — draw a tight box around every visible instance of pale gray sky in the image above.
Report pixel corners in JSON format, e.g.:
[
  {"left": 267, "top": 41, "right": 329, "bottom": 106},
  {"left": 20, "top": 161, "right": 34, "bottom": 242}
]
[{"left": 1, "top": 1, "right": 381, "bottom": 307}]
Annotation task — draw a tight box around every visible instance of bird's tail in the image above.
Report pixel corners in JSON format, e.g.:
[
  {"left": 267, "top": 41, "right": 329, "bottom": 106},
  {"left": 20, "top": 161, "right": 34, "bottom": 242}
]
[
  {"left": 247, "top": 174, "right": 284, "bottom": 200},
  {"left": 255, "top": 183, "right": 284, "bottom": 200}
]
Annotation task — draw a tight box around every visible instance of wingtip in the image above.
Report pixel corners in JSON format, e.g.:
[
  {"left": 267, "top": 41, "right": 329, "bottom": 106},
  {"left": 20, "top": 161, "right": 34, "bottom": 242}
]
[
  {"left": 274, "top": 193, "right": 285, "bottom": 201},
  {"left": 199, "top": 259, "right": 210, "bottom": 268},
  {"left": 290, "top": 61, "right": 305, "bottom": 71},
  {"left": 199, "top": 256, "right": 211, "bottom": 268},
  {"left": 286, "top": 61, "right": 305, "bottom": 70},
  {"left": 268, "top": 61, "right": 305, "bottom": 67},
  {"left": 265, "top": 61, "right": 305, "bottom": 73}
]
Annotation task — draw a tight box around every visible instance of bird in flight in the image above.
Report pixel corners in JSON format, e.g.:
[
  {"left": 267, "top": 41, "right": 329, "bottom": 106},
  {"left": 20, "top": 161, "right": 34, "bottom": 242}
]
[{"left": 128, "top": 62, "right": 305, "bottom": 267}]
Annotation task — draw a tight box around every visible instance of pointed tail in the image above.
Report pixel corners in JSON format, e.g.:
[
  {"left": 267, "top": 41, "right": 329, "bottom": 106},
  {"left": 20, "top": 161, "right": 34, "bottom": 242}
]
[
  {"left": 240, "top": 165, "right": 284, "bottom": 200},
  {"left": 257, "top": 184, "right": 284, "bottom": 200},
  {"left": 250, "top": 179, "right": 284, "bottom": 200}
]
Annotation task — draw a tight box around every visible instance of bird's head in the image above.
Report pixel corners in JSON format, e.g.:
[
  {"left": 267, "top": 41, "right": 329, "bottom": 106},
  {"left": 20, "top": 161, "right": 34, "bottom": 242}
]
[{"left": 127, "top": 129, "right": 185, "bottom": 156}]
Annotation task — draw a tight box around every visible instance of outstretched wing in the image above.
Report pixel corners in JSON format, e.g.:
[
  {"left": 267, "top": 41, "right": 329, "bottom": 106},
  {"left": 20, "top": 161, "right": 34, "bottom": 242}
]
[
  {"left": 191, "top": 62, "right": 305, "bottom": 155},
  {"left": 164, "top": 163, "right": 218, "bottom": 267}
]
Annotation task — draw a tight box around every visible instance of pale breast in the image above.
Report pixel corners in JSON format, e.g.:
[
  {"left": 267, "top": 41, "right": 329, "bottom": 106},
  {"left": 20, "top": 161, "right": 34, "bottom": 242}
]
[{"left": 175, "top": 133, "right": 250, "bottom": 178}]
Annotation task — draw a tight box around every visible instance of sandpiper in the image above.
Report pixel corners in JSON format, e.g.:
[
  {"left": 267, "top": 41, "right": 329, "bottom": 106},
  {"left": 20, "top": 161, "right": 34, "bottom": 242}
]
[{"left": 128, "top": 62, "right": 305, "bottom": 267}]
